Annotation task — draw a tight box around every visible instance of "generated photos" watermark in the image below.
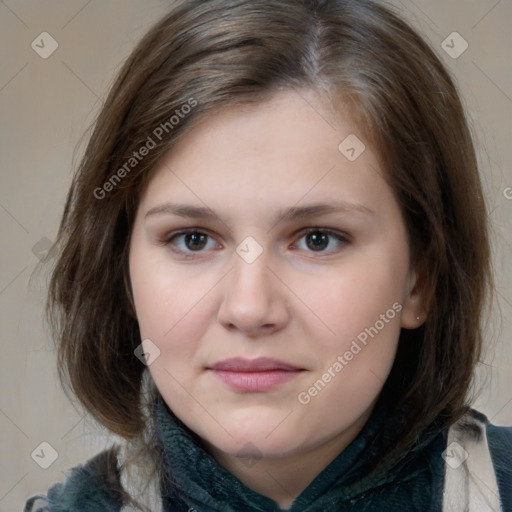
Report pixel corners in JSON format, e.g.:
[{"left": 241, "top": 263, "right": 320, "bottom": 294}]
[{"left": 298, "top": 302, "right": 403, "bottom": 405}]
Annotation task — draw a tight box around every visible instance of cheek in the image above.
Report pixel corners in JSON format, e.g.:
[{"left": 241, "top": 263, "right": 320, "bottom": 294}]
[
  {"left": 303, "top": 255, "right": 407, "bottom": 353},
  {"left": 129, "top": 246, "right": 216, "bottom": 352},
  {"left": 296, "top": 265, "right": 404, "bottom": 426}
]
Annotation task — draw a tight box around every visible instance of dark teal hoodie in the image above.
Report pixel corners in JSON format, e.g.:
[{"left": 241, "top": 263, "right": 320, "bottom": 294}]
[{"left": 24, "top": 394, "right": 512, "bottom": 512}]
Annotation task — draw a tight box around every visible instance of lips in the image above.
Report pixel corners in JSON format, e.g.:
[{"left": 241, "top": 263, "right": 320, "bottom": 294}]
[
  {"left": 207, "top": 357, "right": 305, "bottom": 392},
  {"left": 210, "top": 357, "right": 302, "bottom": 372}
]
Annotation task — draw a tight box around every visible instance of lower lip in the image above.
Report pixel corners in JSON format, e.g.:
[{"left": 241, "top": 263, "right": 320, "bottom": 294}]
[{"left": 210, "top": 369, "right": 303, "bottom": 392}]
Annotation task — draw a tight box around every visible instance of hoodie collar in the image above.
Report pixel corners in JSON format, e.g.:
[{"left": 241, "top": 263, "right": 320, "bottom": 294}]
[{"left": 152, "top": 393, "right": 442, "bottom": 512}]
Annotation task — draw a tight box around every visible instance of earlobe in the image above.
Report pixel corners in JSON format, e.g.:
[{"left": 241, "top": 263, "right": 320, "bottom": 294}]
[{"left": 400, "top": 269, "right": 428, "bottom": 329}]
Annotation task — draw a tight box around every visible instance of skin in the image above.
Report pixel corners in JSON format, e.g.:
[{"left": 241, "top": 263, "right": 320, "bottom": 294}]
[{"left": 129, "top": 89, "right": 425, "bottom": 508}]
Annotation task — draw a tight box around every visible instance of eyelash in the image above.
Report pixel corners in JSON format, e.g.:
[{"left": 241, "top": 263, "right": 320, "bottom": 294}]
[{"left": 160, "top": 228, "right": 350, "bottom": 259}]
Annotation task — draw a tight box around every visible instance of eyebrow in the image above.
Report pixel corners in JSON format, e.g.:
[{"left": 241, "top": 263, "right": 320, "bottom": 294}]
[{"left": 145, "top": 201, "right": 374, "bottom": 229}]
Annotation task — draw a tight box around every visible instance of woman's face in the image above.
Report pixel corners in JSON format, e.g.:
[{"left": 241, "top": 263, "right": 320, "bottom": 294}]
[{"left": 129, "top": 90, "right": 423, "bottom": 463}]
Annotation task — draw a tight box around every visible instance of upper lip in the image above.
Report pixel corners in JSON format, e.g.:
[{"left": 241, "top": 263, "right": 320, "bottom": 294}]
[{"left": 208, "top": 357, "right": 303, "bottom": 372}]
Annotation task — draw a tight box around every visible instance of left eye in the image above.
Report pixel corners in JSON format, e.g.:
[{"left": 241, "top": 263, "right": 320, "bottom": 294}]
[{"left": 293, "top": 228, "right": 348, "bottom": 253}]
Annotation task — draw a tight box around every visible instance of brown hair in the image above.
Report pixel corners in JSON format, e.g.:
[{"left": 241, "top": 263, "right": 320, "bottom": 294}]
[{"left": 45, "top": 0, "right": 492, "bottom": 493}]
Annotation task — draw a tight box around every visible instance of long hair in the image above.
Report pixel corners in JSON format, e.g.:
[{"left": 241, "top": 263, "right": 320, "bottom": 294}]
[{"left": 44, "top": 0, "right": 492, "bottom": 508}]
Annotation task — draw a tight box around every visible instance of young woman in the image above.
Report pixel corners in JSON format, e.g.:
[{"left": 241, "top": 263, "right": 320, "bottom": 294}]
[{"left": 24, "top": 0, "right": 511, "bottom": 510}]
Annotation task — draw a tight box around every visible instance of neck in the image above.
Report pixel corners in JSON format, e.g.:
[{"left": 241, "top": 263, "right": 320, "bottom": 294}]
[{"left": 204, "top": 406, "right": 374, "bottom": 509}]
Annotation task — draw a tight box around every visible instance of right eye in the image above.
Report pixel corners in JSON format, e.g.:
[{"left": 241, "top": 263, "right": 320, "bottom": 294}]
[{"left": 162, "top": 229, "right": 221, "bottom": 257}]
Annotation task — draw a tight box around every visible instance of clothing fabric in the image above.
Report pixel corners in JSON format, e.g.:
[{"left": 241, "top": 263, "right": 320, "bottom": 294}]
[{"left": 23, "top": 392, "right": 512, "bottom": 512}]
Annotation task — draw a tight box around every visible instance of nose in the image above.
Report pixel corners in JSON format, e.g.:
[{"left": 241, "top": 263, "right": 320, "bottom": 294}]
[{"left": 216, "top": 249, "right": 289, "bottom": 337}]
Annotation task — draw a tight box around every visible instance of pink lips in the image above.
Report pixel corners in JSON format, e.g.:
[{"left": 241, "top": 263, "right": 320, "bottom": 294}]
[{"left": 208, "top": 357, "right": 304, "bottom": 392}]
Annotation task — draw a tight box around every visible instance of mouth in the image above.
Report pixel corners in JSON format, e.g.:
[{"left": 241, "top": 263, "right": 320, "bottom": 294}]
[{"left": 206, "top": 357, "right": 306, "bottom": 392}]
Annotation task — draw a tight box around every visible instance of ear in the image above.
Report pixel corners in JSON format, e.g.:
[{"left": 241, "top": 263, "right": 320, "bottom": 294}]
[{"left": 401, "top": 267, "right": 428, "bottom": 329}]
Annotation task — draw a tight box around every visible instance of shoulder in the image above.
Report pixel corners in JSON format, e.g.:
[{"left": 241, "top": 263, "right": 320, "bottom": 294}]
[
  {"left": 23, "top": 445, "right": 126, "bottom": 512},
  {"left": 484, "top": 413, "right": 512, "bottom": 510},
  {"left": 458, "top": 409, "right": 512, "bottom": 473},
  {"left": 443, "top": 409, "right": 511, "bottom": 512}
]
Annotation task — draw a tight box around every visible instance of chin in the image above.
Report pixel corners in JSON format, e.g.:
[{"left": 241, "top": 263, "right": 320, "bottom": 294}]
[{"left": 195, "top": 410, "right": 303, "bottom": 458}]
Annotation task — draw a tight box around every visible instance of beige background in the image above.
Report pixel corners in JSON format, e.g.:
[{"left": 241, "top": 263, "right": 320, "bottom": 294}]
[{"left": 0, "top": 1, "right": 511, "bottom": 510}]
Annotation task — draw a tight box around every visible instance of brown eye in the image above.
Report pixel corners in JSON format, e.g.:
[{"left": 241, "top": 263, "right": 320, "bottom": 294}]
[
  {"left": 305, "top": 231, "right": 330, "bottom": 251},
  {"left": 293, "top": 228, "right": 349, "bottom": 254},
  {"left": 183, "top": 232, "right": 208, "bottom": 251},
  {"left": 165, "top": 229, "right": 218, "bottom": 255}
]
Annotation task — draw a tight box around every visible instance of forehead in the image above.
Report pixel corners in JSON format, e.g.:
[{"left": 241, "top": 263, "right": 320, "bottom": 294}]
[{"left": 138, "top": 90, "right": 396, "bottom": 224}]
